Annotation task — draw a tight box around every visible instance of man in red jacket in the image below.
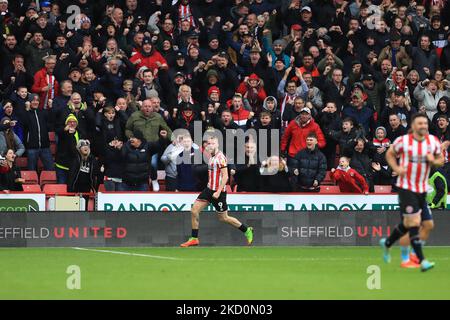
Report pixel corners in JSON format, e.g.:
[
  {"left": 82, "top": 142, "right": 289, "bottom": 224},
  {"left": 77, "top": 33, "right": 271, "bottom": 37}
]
[
  {"left": 280, "top": 107, "right": 326, "bottom": 162},
  {"left": 331, "top": 156, "right": 369, "bottom": 194},
  {"left": 129, "top": 37, "right": 168, "bottom": 75},
  {"left": 31, "top": 55, "right": 59, "bottom": 109}
]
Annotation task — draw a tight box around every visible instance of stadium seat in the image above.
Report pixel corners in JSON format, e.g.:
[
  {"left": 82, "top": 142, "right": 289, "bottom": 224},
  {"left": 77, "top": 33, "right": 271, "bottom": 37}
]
[
  {"left": 48, "top": 131, "right": 56, "bottom": 143},
  {"left": 21, "top": 171, "right": 39, "bottom": 184},
  {"left": 322, "top": 171, "right": 334, "bottom": 185},
  {"left": 50, "top": 144, "right": 57, "bottom": 156},
  {"left": 15, "top": 157, "right": 28, "bottom": 169},
  {"left": 22, "top": 184, "right": 42, "bottom": 192},
  {"left": 374, "top": 185, "right": 392, "bottom": 193},
  {"left": 98, "top": 184, "right": 106, "bottom": 192},
  {"left": 40, "top": 171, "right": 57, "bottom": 187},
  {"left": 319, "top": 186, "right": 340, "bottom": 193},
  {"left": 43, "top": 184, "right": 67, "bottom": 195}
]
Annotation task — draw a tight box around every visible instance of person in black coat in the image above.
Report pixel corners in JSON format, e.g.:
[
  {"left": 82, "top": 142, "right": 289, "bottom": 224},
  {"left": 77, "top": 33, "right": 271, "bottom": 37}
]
[
  {"left": 230, "top": 139, "right": 260, "bottom": 192},
  {"left": 291, "top": 133, "right": 327, "bottom": 192},
  {"left": 67, "top": 140, "right": 100, "bottom": 193},
  {"left": 176, "top": 135, "right": 202, "bottom": 191},
  {"left": 118, "top": 130, "right": 156, "bottom": 191},
  {"left": 259, "top": 156, "right": 292, "bottom": 192},
  {"left": 20, "top": 94, "right": 55, "bottom": 171},
  {"left": 55, "top": 114, "right": 86, "bottom": 184},
  {"left": 319, "top": 101, "right": 342, "bottom": 169},
  {"left": 346, "top": 138, "right": 376, "bottom": 193}
]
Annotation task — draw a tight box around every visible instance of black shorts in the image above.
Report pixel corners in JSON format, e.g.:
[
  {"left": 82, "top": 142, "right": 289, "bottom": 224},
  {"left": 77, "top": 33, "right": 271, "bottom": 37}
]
[
  {"left": 197, "top": 188, "right": 228, "bottom": 213},
  {"left": 397, "top": 188, "right": 432, "bottom": 221}
]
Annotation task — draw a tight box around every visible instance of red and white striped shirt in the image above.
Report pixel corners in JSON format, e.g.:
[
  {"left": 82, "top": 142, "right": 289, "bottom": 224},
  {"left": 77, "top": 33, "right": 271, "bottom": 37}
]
[
  {"left": 208, "top": 151, "right": 227, "bottom": 192},
  {"left": 393, "top": 133, "right": 442, "bottom": 193}
]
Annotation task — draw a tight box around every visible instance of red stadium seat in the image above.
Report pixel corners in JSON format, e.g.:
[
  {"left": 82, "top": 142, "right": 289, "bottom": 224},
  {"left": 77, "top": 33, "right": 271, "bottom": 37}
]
[
  {"left": 22, "top": 184, "right": 42, "bottom": 192},
  {"left": 40, "top": 171, "right": 57, "bottom": 187},
  {"left": 322, "top": 171, "right": 334, "bottom": 185},
  {"left": 374, "top": 185, "right": 392, "bottom": 193},
  {"left": 319, "top": 185, "right": 341, "bottom": 193},
  {"left": 43, "top": 184, "right": 67, "bottom": 195},
  {"left": 21, "top": 171, "right": 39, "bottom": 184},
  {"left": 98, "top": 184, "right": 106, "bottom": 192},
  {"left": 15, "top": 157, "right": 28, "bottom": 169},
  {"left": 50, "top": 144, "right": 57, "bottom": 156},
  {"left": 48, "top": 131, "right": 56, "bottom": 143}
]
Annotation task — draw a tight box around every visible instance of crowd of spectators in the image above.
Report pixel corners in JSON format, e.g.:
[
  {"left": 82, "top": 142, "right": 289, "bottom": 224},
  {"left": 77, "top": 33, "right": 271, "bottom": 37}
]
[{"left": 0, "top": 0, "right": 450, "bottom": 194}]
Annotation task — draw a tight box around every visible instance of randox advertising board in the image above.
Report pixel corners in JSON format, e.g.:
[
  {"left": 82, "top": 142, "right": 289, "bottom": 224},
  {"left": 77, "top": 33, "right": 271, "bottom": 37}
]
[
  {"left": 97, "top": 193, "right": 450, "bottom": 212},
  {"left": 1, "top": 211, "right": 449, "bottom": 247}
]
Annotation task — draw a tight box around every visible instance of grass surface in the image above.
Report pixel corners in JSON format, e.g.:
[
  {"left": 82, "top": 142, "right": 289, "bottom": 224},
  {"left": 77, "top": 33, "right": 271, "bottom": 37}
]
[{"left": 1, "top": 246, "right": 449, "bottom": 300}]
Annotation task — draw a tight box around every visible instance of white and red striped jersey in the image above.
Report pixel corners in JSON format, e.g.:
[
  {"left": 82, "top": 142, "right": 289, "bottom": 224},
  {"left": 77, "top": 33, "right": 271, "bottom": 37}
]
[
  {"left": 393, "top": 133, "right": 442, "bottom": 193},
  {"left": 207, "top": 151, "right": 228, "bottom": 192}
]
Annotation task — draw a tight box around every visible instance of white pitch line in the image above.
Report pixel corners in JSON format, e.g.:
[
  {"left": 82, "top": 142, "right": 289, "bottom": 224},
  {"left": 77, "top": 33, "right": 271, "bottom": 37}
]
[{"left": 72, "top": 247, "right": 182, "bottom": 261}]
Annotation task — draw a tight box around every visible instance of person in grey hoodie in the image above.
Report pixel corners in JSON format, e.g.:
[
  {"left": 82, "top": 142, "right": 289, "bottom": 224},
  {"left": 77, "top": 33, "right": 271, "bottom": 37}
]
[{"left": 161, "top": 131, "right": 186, "bottom": 191}]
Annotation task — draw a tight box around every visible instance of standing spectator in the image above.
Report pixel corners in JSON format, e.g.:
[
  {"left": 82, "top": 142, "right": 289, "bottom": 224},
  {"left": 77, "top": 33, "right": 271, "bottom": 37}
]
[
  {"left": 68, "top": 140, "right": 100, "bottom": 193},
  {"left": 119, "top": 130, "right": 154, "bottom": 192},
  {"left": 342, "top": 91, "right": 375, "bottom": 138},
  {"left": 21, "top": 94, "right": 54, "bottom": 171},
  {"left": 31, "top": 55, "right": 59, "bottom": 109},
  {"left": 230, "top": 139, "right": 260, "bottom": 192},
  {"left": 125, "top": 99, "right": 172, "bottom": 191},
  {"left": 413, "top": 79, "right": 450, "bottom": 120},
  {"left": 55, "top": 114, "right": 83, "bottom": 184},
  {"left": 319, "top": 101, "right": 342, "bottom": 169},
  {"left": 386, "top": 113, "right": 408, "bottom": 142},
  {"left": 236, "top": 73, "right": 267, "bottom": 115},
  {"left": 0, "top": 149, "right": 25, "bottom": 192},
  {"left": 129, "top": 37, "right": 168, "bottom": 75},
  {"left": 259, "top": 156, "right": 292, "bottom": 192},
  {"left": 331, "top": 156, "right": 369, "bottom": 194},
  {"left": 176, "top": 134, "right": 201, "bottom": 191},
  {"left": 405, "top": 35, "right": 440, "bottom": 80},
  {"left": 281, "top": 107, "right": 326, "bottom": 163},
  {"left": 161, "top": 131, "right": 186, "bottom": 192},
  {"left": 291, "top": 133, "right": 327, "bottom": 192}
]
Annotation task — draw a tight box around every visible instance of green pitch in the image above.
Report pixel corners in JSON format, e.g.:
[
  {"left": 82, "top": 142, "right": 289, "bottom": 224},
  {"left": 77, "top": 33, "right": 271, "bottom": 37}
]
[{"left": 1, "top": 247, "right": 449, "bottom": 300}]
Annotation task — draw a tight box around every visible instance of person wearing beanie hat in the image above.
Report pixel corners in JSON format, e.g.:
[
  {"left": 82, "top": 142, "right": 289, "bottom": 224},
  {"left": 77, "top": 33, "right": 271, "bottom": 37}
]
[
  {"left": 236, "top": 73, "right": 267, "bottom": 115},
  {"left": 119, "top": 128, "right": 155, "bottom": 192},
  {"left": 371, "top": 126, "right": 392, "bottom": 185},
  {"left": 20, "top": 92, "right": 55, "bottom": 171},
  {"left": 208, "top": 86, "right": 220, "bottom": 98},
  {"left": 55, "top": 113, "right": 83, "bottom": 184},
  {"left": 68, "top": 139, "right": 101, "bottom": 194}
]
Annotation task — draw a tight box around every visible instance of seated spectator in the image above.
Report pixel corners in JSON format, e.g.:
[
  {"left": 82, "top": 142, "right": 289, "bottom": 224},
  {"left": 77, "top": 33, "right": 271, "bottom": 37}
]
[
  {"left": 21, "top": 94, "right": 55, "bottom": 171},
  {"left": 291, "top": 133, "right": 327, "bottom": 192},
  {"left": 0, "top": 117, "right": 25, "bottom": 157},
  {"left": 68, "top": 140, "right": 100, "bottom": 193},
  {"left": 331, "top": 156, "right": 369, "bottom": 194},
  {"left": 0, "top": 149, "right": 25, "bottom": 192},
  {"left": 259, "top": 156, "right": 292, "bottom": 192},
  {"left": 176, "top": 134, "right": 201, "bottom": 191}
]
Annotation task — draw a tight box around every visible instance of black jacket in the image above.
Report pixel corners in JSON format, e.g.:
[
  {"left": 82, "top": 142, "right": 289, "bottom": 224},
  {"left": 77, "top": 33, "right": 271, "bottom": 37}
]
[
  {"left": 21, "top": 108, "right": 53, "bottom": 149},
  {"left": 0, "top": 164, "right": 23, "bottom": 191},
  {"left": 121, "top": 140, "right": 155, "bottom": 185},
  {"left": 292, "top": 147, "right": 327, "bottom": 189},
  {"left": 55, "top": 129, "right": 84, "bottom": 170},
  {"left": 67, "top": 153, "right": 100, "bottom": 193},
  {"left": 259, "top": 170, "right": 292, "bottom": 192}
]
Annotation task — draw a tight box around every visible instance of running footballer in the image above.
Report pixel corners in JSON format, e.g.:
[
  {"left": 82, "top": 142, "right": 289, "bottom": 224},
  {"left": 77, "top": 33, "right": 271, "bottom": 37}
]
[
  {"left": 381, "top": 113, "right": 444, "bottom": 272},
  {"left": 180, "top": 134, "right": 254, "bottom": 247}
]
